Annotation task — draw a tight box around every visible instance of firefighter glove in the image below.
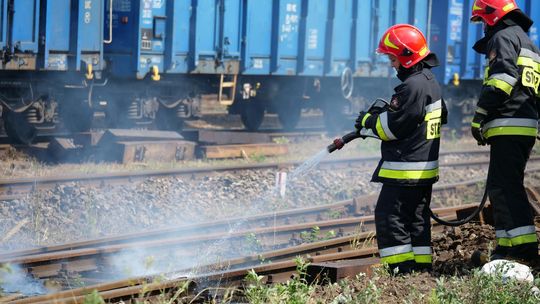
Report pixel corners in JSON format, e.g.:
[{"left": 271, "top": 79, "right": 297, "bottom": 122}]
[
  {"left": 355, "top": 111, "right": 374, "bottom": 131},
  {"left": 470, "top": 110, "right": 487, "bottom": 146}
]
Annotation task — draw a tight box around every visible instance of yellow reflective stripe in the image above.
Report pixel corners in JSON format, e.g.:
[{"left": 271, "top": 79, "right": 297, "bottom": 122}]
[
  {"left": 484, "top": 78, "right": 513, "bottom": 95},
  {"left": 380, "top": 252, "right": 415, "bottom": 265},
  {"left": 473, "top": 1, "right": 482, "bottom": 11},
  {"left": 378, "top": 168, "right": 439, "bottom": 179},
  {"left": 376, "top": 118, "right": 390, "bottom": 141},
  {"left": 471, "top": 122, "right": 481, "bottom": 128},
  {"left": 414, "top": 255, "right": 432, "bottom": 264},
  {"left": 502, "top": 3, "right": 515, "bottom": 11},
  {"left": 511, "top": 233, "right": 538, "bottom": 246},
  {"left": 384, "top": 33, "right": 399, "bottom": 50},
  {"left": 498, "top": 238, "right": 512, "bottom": 247},
  {"left": 424, "top": 109, "right": 442, "bottom": 121},
  {"left": 484, "top": 126, "right": 538, "bottom": 138},
  {"left": 419, "top": 46, "right": 428, "bottom": 57},
  {"left": 483, "top": 67, "right": 489, "bottom": 82},
  {"left": 517, "top": 56, "right": 540, "bottom": 70},
  {"left": 361, "top": 113, "right": 372, "bottom": 127}
]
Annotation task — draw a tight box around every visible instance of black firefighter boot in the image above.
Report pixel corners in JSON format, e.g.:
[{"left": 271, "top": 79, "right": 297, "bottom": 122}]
[
  {"left": 387, "top": 260, "right": 417, "bottom": 275},
  {"left": 508, "top": 243, "right": 539, "bottom": 265},
  {"left": 470, "top": 246, "right": 508, "bottom": 267}
]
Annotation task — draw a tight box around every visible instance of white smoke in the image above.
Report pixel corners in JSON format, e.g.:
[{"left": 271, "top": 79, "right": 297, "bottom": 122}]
[{"left": 0, "top": 264, "right": 47, "bottom": 296}]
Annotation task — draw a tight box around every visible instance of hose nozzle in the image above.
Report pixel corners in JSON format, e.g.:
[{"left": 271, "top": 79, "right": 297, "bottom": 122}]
[{"left": 327, "top": 131, "right": 362, "bottom": 153}]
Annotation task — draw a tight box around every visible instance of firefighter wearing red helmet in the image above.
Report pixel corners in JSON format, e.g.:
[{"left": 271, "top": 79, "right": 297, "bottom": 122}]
[
  {"left": 355, "top": 24, "right": 447, "bottom": 274},
  {"left": 470, "top": 0, "right": 540, "bottom": 263}
]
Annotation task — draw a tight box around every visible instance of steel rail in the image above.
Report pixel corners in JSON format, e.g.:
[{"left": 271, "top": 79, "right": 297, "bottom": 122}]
[
  {"left": 0, "top": 206, "right": 461, "bottom": 281},
  {"left": 0, "top": 169, "right": 499, "bottom": 262},
  {"left": 4, "top": 161, "right": 539, "bottom": 265},
  {"left": 10, "top": 215, "right": 459, "bottom": 304},
  {"left": 0, "top": 149, "right": 495, "bottom": 200}
]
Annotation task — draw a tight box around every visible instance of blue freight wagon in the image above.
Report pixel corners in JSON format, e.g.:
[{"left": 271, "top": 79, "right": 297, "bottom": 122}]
[
  {"left": 2, "top": 0, "right": 539, "bottom": 144},
  {"left": 98, "top": 0, "right": 431, "bottom": 132},
  {"left": 429, "top": 0, "right": 540, "bottom": 129},
  {"left": 0, "top": 0, "right": 104, "bottom": 144}
]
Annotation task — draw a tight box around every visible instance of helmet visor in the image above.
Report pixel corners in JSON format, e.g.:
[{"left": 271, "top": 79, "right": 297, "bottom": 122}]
[{"left": 470, "top": 15, "right": 484, "bottom": 23}]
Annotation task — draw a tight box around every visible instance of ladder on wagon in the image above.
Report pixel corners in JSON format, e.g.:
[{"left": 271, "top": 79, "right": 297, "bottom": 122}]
[{"left": 218, "top": 74, "right": 238, "bottom": 106}]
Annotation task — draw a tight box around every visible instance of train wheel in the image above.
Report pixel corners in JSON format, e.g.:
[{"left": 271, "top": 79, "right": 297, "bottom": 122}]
[
  {"left": 277, "top": 98, "right": 302, "bottom": 130},
  {"left": 104, "top": 101, "right": 131, "bottom": 129},
  {"left": 3, "top": 111, "right": 37, "bottom": 145},
  {"left": 60, "top": 100, "right": 93, "bottom": 133},
  {"left": 240, "top": 101, "right": 265, "bottom": 131},
  {"left": 155, "top": 107, "right": 184, "bottom": 131}
]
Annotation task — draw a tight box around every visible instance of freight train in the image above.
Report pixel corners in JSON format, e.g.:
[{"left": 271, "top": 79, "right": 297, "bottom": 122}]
[{"left": 0, "top": 0, "right": 538, "bottom": 144}]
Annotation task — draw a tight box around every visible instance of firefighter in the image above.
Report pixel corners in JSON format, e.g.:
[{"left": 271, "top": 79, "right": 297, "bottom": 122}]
[
  {"left": 470, "top": 0, "right": 539, "bottom": 262},
  {"left": 355, "top": 24, "right": 447, "bottom": 274}
]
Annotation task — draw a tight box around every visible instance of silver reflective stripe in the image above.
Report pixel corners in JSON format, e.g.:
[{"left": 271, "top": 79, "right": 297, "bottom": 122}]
[
  {"left": 425, "top": 99, "right": 442, "bottom": 113},
  {"left": 412, "top": 246, "right": 432, "bottom": 255},
  {"left": 379, "top": 112, "right": 398, "bottom": 140},
  {"left": 359, "top": 128, "right": 378, "bottom": 138},
  {"left": 379, "top": 244, "right": 412, "bottom": 257},
  {"left": 488, "top": 73, "right": 517, "bottom": 86},
  {"left": 476, "top": 107, "right": 488, "bottom": 115},
  {"left": 519, "top": 48, "right": 540, "bottom": 62},
  {"left": 508, "top": 225, "right": 536, "bottom": 237},
  {"left": 496, "top": 230, "right": 510, "bottom": 238},
  {"left": 484, "top": 118, "right": 538, "bottom": 129},
  {"left": 381, "top": 160, "right": 439, "bottom": 171}
]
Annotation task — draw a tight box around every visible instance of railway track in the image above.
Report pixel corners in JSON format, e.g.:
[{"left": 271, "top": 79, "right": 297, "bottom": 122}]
[
  {"left": 2, "top": 153, "right": 540, "bottom": 302},
  {"left": 2, "top": 207, "right": 462, "bottom": 304},
  {"left": 0, "top": 162, "right": 505, "bottom": 262},
  {"left": 0, "top": 198, "right": 471, "bottom": 277},
  {"left": 0, "top": 149, "right": 517, "bottom": 201},
  {"left": 0, "top": 169, "right": 527, "bottom": 302},
  {"left": 3, "top": 178, "right": 540, "bottom": 302}
]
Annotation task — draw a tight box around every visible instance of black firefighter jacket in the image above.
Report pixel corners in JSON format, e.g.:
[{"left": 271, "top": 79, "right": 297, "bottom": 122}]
[
  {"left": 473, "top": 17, "right": 540, "bottom": 139},
  {"left": 362, "top": 56, "right": 447, "bottom": 186}
]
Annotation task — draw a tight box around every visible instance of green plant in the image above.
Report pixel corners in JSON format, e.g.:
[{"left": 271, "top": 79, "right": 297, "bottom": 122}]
[
  {"left": 324, "top": 230, "right": 336, "bottom": 240},
  {"left": 429, "top": 277, "right": 461, "bottom": 304},
  {"left": 83, "top": 290, "right": 105, "bottom": 304},
  {"left": 272, "top": 137, "right": 290, "bottom": 144},
  {"left": 428, "top": 269, "right": 540, "bottom": 304},
  {"left": 244, "top": 256, "right": 315, "bottom": 304},
  {"left": 244, "top": 269, "right": 269, "bottom": 304},
  {"left": 249, "top": 153, "right": 267, "bottom": 163},
  {"left": 300, "top": 226, "right": 321, "bottom": 243},
  {"left": 327, "top": 210, "right": 342, "bottom": 219},
  {"left": 245, "top": 232, "right": 263, "bottom": 253},
  {"left": 352, "top": 279, "right": 381, "bottom": 303}
]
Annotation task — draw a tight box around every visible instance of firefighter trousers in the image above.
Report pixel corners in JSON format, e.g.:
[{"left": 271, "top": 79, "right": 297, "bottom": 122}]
[
  {"left": 487, "top": 136, "right": 538, "bottom": 260},
  {"left": 375, "top": 184, "right": 433, "bottom": 273}
]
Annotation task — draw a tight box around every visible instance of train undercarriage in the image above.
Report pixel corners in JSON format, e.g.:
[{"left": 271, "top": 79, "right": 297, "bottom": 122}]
[{"left": 0, "top": 70, "right": 479, "bottom": 145}]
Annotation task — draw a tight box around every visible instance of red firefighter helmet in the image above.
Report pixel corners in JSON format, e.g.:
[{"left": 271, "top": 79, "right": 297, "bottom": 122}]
[
  {"left": 470, "top": 0, "right": 518, "bottom": 26},
  {"left": 376, "top": 24, "right": 430, "bottom": 69}
]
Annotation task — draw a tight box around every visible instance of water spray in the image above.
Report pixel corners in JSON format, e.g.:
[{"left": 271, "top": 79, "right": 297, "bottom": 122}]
[{"left": 326, "top": 130, "right": 488, "bottom": 227}]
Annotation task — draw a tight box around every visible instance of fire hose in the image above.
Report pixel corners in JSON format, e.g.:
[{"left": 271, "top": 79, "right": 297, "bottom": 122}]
[{"left": 327, "top": 131, "right": 489, "bottom": 227}]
